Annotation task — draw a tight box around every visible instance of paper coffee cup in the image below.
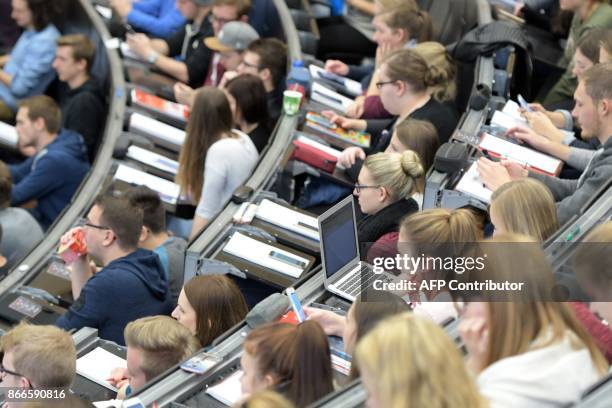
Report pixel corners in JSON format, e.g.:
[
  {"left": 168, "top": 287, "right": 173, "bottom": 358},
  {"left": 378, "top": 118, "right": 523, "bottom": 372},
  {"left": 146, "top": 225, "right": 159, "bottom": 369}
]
[{"left": 283, "top": 90, "right": 303, "bottom": 116}]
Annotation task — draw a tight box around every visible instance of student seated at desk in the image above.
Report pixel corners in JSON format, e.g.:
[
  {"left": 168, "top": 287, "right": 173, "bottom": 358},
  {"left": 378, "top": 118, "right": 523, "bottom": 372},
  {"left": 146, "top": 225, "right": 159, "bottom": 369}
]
[
  {"left": 124, "top": 185, "right": 187, "bottom": 304},
  {"left": 175, "top": 87, "right": 258, "bottom": 239},
  {"left": 353, "top": 150, "right": 422, "bottom": 248},
  {"left": 305, "top": 290, "right": 410, "bottom": 374},
  {"left": 458, "top": 233, "right": 609, "bottom": 407},
  {"left": 0, "top": 0, "right": 61, "bottom": 121},
  {"left": 172, "top": 275, "right": 248, "bottom": 348},
  {"left": 108, "top": 316, "right": 199, "bottom": 399},
  {"left": 240, "top": 321, "right": 333, "bottom": 407},
  {"left": 56, "top": 195, "right": 174, "bottom": 345},
  {"left": 356, "top": 313, "right": 486, "bottom": 408},
  {"left": 109, "top": 0, "right": 186, "bottom": 39},
  {"left": 478, "top": 63, "right": 612, "bottom": 226},
  {"left": 238, "top": 391, "right": 294, "bottom": 408},
  {"left": 542, "top": 0, "right": 612, "bottom": 109},
  {"left": 0, "top": 323, "right": 76, "bottom": 398},
  {"left": 7, "top": 95, "right": 90, "bottom": 230},
  {"left": 225, "top": 73, "right": 271, "bottom": 153}
]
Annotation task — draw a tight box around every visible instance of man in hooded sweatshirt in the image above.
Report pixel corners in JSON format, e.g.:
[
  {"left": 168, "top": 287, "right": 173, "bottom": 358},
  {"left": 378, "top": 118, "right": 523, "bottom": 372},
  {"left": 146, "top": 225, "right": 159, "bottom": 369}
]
[
  {"left": 7, "top": 95, "right": 90, "bottom": 230},
  {"left": 56, "top": 194, "right": 173, "bottom": 346}
]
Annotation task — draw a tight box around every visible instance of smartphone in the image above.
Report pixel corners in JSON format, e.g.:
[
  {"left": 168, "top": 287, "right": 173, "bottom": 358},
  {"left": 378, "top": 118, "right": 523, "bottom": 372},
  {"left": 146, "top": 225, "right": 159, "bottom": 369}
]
[
  {"left": 517, "top": 94, "right": 533, "bottom": 112},
  {"left": 286, "top": 287, "right": 306, "bottom": 322},
  {"left": 180, "top": 353, "right": 222, "bottom": 374},
  {"left": 269, "top": 250, "right": 307, "bottom": 269}
]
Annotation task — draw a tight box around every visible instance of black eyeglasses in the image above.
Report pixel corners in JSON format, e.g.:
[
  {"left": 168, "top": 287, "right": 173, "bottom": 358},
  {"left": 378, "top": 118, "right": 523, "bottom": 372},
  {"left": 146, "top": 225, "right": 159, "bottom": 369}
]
[
  {"left": 240, "top": 60, "right": 261, "bottom": 70},
  {"left": 375, "top": 80, "right": 398, "bottom": 90},
  {"left": 353, "top": 184, "right": 380, "bottom": 193},
  {"left": 0, "top": 362, "right": 25, "bottom": 379},
  {"left": 77, "top": 218, "right": 110, "bottom": 230}
]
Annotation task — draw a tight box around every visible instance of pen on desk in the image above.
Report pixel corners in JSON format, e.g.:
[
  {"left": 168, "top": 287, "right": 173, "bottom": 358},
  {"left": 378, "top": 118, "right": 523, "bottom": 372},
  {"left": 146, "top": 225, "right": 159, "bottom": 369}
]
[{"left": 297, "top": 221, "right": 318, "bottom": 232}]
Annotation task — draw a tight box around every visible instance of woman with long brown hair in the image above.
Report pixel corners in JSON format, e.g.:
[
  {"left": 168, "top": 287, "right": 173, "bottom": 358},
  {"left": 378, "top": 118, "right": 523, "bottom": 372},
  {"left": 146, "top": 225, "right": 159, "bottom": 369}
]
[{"left": 175, "top": 87, "right": 258, "bottom": 239}]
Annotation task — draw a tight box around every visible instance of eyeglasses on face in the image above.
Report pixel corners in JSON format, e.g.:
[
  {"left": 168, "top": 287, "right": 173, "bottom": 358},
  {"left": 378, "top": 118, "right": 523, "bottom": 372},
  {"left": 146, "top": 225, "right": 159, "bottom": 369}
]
[
  {"left": 353, "top": 184, "right": 380, "bottom": 194},
  {"left": 77, "top": 218, "right": 110, "bottom": 230},
  {"left": 239, "top": 60, "right": 261, "bottom": 70},
  {"left": 375, "top": 80, "right": 398, "bottom": 90},
  {"left": 0, "top": 362, "right": 25, "bottom": 379}
]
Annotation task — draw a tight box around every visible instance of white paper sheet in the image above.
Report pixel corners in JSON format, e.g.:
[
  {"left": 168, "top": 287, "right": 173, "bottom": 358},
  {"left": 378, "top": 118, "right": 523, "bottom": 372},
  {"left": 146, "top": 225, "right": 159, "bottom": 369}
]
[
  {"left": 120, "top": 42, "right": 145, "bottom": 62},
  {"left": 480, "top": 133, "right": 561, "bottom": 174},
  {"left": 309, "top": 65, "right": 363, "bottom": 96},
  {"left": 490, "top": 110, "right": 527, "bottom": 130},
  {"left": 222, "top": 232, "right": 308, "bottom": 278},
  {"left": 296, "top": 135, "right": 341, "bottom": 159},
  {"left": 256, "top": 199, "right": 320, "bottom": 241},
  {"left": 76, "top": 347, "right": 127, "bottom": 392},
  {"left": 94, "top": 5, "right": 112, "bottom": 19},
  {"left": 205, "top": 370, "right": 244, "bottom": 406},
  {"left": 455, "top": 162, "right": 493, "bottom": 204},
  {"left": 129, "top": 112, "right": 185, "bottom": 150},
  {"left": 114, "top": 164, "right": 180, "bottom": 205},
  {"left": 126, "top": 145, "right": 178, "bottom": 175},
  {"left": 310, "top": 82, "right": 354, "bottom": 114},
  {"left": 0, "top": 121, "right": 18, "bottom": 148},
  {"left": 501, "top": 99, "right": 526, "bottom": 121}
]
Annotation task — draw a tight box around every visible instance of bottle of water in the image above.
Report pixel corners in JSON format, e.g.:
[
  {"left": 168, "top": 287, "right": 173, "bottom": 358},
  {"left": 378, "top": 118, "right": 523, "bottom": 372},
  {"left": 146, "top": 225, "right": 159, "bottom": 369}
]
[{"left": 286, "top": 60, "right": 311, "bottom": 98}]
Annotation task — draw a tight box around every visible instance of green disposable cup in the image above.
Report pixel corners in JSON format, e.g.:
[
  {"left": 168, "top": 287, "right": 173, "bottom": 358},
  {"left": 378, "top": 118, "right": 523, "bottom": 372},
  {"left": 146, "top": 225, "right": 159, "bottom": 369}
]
[{"left": 283, "top": 90, "right": 303, "bottom": 116}]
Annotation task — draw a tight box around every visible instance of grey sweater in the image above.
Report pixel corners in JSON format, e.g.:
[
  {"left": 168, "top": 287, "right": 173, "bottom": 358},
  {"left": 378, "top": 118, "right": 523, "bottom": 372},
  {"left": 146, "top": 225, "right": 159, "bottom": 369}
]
[{"left": 531, "top": 137, "right": 612, "bottom": 225}]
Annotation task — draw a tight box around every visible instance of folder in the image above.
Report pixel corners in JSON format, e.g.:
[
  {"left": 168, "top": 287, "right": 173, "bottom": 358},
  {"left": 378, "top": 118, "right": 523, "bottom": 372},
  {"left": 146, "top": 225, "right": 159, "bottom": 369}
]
[
  {"left": 291, "top": 136, "right": 341, "bottom": 173},
  {"left": 114, "top": 163, "right": 180, "bottom": 205},
  {"left": 129, "top": 112, "right": 185, "bottom": 151},
  {"left": 76, "top": 347, "right": 127, "bottom": 392},
  {"left": 205, "top": 370, "right": 243, "bottom": 406},
  {"left": 310, "top": 82, "right": 354, "bottom": 114},
  {"left": 479, "top": 133, "right": 563, "bottom": 176},
  {"left": 455, "top": 162, "right": 493, "bottom": 204},
  {"left": 309, "top": 65, "right": 363, "bottom": 97},
  {"left": 126, "top": 145, "right": 179, "bottom": 175},
  {"left": 222, "top": 232, "right": 308, "bottom": 278},
  {"left": 255, "top": 199, "right": 320, "bottom": 241},
  {"left": 0, "top": 121, "right": 18, "bottom": 149},
  {"left": 131, "top": 89, "right": 190, "bottom": 122}
]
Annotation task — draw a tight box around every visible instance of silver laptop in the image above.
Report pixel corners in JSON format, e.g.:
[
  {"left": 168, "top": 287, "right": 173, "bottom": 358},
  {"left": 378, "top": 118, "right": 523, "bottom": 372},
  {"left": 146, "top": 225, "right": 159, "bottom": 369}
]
[{"left": 318, "top": 196, "right": 394, "bottom": 302}]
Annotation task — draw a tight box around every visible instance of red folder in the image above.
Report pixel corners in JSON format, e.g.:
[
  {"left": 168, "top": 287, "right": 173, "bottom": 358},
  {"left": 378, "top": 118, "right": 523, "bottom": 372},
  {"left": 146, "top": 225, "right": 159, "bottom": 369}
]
[{"left": 291, "top": 139, "right": 338, "bottom": 173}]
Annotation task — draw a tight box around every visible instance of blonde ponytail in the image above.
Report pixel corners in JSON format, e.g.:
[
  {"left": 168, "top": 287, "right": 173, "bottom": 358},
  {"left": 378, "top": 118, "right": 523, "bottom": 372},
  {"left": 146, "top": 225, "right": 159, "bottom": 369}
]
[
  {"left": 414, "top": 42, "right": 457, "bottom": 102},
  {"left": 364, "top": 151, "right": 423, "bottom": 200}
]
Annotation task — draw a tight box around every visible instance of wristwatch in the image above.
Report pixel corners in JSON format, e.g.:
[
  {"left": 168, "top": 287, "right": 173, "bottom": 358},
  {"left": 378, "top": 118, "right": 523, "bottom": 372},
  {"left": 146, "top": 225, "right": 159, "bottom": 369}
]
[{"left": 147, "top": 50, "right": 160, "bottom": 64}]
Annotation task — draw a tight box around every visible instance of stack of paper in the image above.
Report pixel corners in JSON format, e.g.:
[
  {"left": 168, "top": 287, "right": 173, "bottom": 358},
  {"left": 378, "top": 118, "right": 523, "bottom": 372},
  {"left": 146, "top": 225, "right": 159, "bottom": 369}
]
[
  {"left": 309, "top": 65, "right": 363, "bottom": 96},
  {"left": 131, "top": 89, "right": 189, "bottom": 122},
  {"left": 129, "top": 112, "right": 185, "bottom": 150},
  {"left": 455, "top": 162, "right": 493, "bottom": 204},
  {"left": 222, "top": 232, "right": 308, "bottom": 278},
  {"left": 310, "top": 82, "right": 354, "bottom": 114},
  {"left": 296, "top": 135, "right": 341, "bottom": 159},
  {"left": 0, "top": 121, "right": 18, "bottom": 149},
  {"left": 114, "top": 164, "right": 181, "bottom": 205},
  {"left": 255, "top": 199, "right": 319, "bottom": 241},
  {"left": 76, "top": 347, "right": 127, "bottom": 392},
  {"left": 206, "top": 370, "right": 244, "bottom": 406},
  {"left": 126, "top": 145, "right": 179, "bottom": 175}
]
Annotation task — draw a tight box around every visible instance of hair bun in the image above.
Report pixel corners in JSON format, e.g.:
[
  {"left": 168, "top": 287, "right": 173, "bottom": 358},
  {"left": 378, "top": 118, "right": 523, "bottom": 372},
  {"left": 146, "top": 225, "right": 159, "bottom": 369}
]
[{"left": 400, "top": 150, "right": 424, "bottom": 178}]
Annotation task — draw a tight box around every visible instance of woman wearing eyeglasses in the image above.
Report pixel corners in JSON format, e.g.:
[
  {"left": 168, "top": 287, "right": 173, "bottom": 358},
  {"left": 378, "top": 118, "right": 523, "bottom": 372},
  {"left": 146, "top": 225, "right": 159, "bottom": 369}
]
[{"left": 354, "top": 150, "right": 422, "bottom": 251}]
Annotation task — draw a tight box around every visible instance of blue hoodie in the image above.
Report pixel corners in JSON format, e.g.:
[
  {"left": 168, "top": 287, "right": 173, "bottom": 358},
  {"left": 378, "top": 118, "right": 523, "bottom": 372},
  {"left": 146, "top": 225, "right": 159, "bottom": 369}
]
[
  {"left": 56, "top": 249, "right": 174, "bottom": 345},
  {"left": 9, "top": 128, "right": 90, "bottom": 230}
]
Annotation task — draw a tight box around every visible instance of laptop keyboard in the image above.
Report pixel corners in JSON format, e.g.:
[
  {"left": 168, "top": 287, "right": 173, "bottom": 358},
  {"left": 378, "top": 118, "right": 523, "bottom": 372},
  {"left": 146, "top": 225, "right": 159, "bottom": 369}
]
[{"left": 337, "top": 265, "right": 393, "bottom": 297}]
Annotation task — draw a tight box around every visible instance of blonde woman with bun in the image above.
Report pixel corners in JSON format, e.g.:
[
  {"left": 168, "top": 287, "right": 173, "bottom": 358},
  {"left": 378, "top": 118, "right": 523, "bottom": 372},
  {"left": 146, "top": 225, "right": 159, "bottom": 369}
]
[
  {"left": 355, "top": 313, "right": 487, "bottom": 408},
  {"left": 413, "top": 42, "right": 457, "bottom": 104},
  {"left": 490, "top": 178, "right": 560, "bottom": 241},
  {"left": 354, "top": 150, "right": 422, "bottom": 246}
]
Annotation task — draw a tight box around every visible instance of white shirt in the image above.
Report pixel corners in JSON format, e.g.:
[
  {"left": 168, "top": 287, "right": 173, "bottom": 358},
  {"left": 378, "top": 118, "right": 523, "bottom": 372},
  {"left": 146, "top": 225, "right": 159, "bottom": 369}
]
[{"left": 196, "top": 130, "right": 258, "bottom": 220}]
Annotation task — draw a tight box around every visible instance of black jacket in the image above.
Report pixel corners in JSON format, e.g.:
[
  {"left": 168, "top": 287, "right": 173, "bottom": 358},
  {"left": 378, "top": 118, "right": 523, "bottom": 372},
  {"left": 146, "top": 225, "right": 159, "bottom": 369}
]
[
  {"left": 61, "top": 78, "right": 106, "bottom": 162},
  {"left": 358, "top": 198, "right": 418, "bottom": 248}
]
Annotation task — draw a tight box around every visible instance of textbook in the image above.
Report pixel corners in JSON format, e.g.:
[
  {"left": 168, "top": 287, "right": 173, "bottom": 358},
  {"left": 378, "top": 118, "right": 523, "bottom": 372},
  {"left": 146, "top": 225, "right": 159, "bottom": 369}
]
[
  {"left": 76, "top": 347, "right": 127, "bottom": 392},
  {"left": 130, "top": 89, "right": 190, "bottom": 122},
  {"left": 114, "top": 164, "right": 181, "bottom": 205},
  {"left": 222, "top": 232, "right": 308, "bottom": 278},
  {"left": 129, "top": 112, "right": 185, "bottom": 151},
  {"left": 126, "top": 145, "right": 179, "bottom": 175},
  {"left": 304, "top": 111, "right": 371, "bottom": 149},
  {"left": 309, "top": 64, "right": 363, "bottom": 97},
  {"left": 255, "top": 199, "right": 320, "bottom": 241},
  {"left": 455, "top": 162, "right": 493, "bottom": 204},
  {"left": 479, "top": 132, "right": 563, "bottom": 176},
  {"left": 0, "top": 121, "right": 18, "bottom": 149},
  {"left": 310, "top": 82, "right": 354, "bottom": 114},
  {"left": 205, "top": 370, "right": 243, "bottom": 406}
]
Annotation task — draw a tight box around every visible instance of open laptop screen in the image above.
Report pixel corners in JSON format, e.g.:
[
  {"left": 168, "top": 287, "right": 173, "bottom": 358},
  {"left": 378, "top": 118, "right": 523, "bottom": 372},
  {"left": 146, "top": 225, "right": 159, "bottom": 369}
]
[{"left": 320, "top": 199, "right": 359, "bottom": 279}]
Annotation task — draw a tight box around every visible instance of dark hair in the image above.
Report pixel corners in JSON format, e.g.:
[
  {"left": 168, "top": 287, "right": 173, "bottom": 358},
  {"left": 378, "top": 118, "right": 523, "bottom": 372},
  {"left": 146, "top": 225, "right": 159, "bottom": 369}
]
[
  {"left": 57, "top": 34, "right": 96, "bottom": 73},
  {"left": 183, "top": 275, "right": 248, "bottom": 347},
  {"left": 394, "top": 118, "right": 439, "bottom": 171},
  {"left": 601, "top": 29, "right": 612, "bottom": 57},
  {"left": 576, "top": 28, "right": 611, "bottom": 64},
  {"left": 18, "top": 95, "right": 61, "bottom": 134},
  {"left": 123, "top": 186, "right": 165, "bottom": 235},
  {"left": 212, "top": 0, "right": 251, "bottom": 17},
  {"left": 226, "top": 74, "right": 270, "bottom": 127},
  {"left": 93, "top": 194, "right": 143, "bottom": 251},
  {"left": 0, "top": 162, "right": 12, "bottom": 209},
  {"left": 244, "top": 321, "right": 334, "bottom": 407},
  {"left": 379, "top": 5, "right": 433, "bottom": 43},
  {"left": 25, "top": 0, "right": 61, "bottom": 31},
  {"left": 177, "top": 87, "right": 233, "bottom": 202},
  {"left": 247, "top": 38, "right": 287, "bottom": 88}
]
